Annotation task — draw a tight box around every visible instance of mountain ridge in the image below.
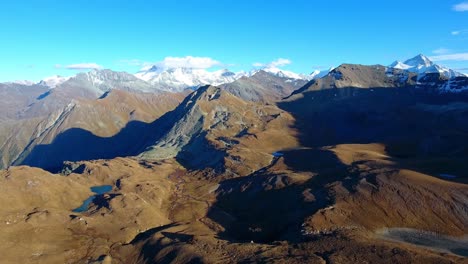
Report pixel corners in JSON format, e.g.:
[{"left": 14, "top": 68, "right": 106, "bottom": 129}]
[{"left": 3, "top": 54, "right": 466, "bottom": 94}]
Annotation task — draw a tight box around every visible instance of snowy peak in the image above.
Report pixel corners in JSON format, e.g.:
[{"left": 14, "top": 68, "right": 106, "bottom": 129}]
[
  {"left": 389, "top": 54, "right": 462, "bottom": 79},
  {"left": 404, "top": 54, "right": 433, "bottom": 68},
  {"left": 134, "top": 66, "right": 246, "bottom": 92},
  {"left": 9, "top": 80, "right": 36, "bottom": 86},
  {"left": 251, "top": 66, "right": 324, "bottom": 81},
  {"left": 134, "top": 60, "right": 319, "bottom": 92},
  {"left": 39, "top": 75, "right": 71, "bottom": 88},
  {"left": 52, "top": 69, "right": 164, "bottom": 98},
  {"left": 261, "top": 67, "right": 308, "bottom": 80},
  {"left": 390, "top": 54, "right": 434, "bottom": 70},
  {"left": 310, "top": 68, "right": 333, "bottom": 79},
  {"left": 389, "top": 61, "right": 411, "bottom": 70}
]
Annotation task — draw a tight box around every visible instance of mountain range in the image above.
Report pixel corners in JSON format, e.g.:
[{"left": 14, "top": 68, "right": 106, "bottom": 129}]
[
  {"left": 9, "top": 54, "right": 466, "bottom": 94},
  {"left": 1, "top": 54, "right": 468, "bottom": 170},
  {"left": 0, "top": 54, "right": 467, "bottom": 263}
]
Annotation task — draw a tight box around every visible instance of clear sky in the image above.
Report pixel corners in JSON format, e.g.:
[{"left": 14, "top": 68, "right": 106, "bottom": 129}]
[{"left": 1, "top": 0, "right": 467, "bottom": 81}]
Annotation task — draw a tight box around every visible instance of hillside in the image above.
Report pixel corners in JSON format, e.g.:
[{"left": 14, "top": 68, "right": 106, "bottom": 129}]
[{"left": 0, "top": 58, "right": 467, "bottom": 263}]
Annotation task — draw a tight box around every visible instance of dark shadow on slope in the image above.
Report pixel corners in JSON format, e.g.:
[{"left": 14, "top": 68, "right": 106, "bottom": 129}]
[
  {"left": 207, "top": 86, "right": 468, "bottom": 244},
  {"left": 128, "top": 223, "right": 178, "bottom": 244},
  {"left": 278, "top": 87, "right": 468, "bottom": 181},
  {"left": 280, "top": 148, "right": 346, "bottom": 173},
  {"left": 90, "top": 193, "right": 121, "bottom": 212},
  {"left": 207, "top": 148, "right": 353, "bottom": 244},
  {"left": 36, "top": 90, "right": 52, "bottom": 100},
  {"left": 137, "top": 232, "right": 203, "bottom": 264},
  {"left": 19, "top": 119, "right": 170, "bottom": 172},
  {"left": 20, "top": 85, "right": 231, "bottom": 173},
  {"left": 125, "top": 223, "right": 204, "bottom": 263},
  {"left": 19, "top": 90, "right": 199, "bottom": 172},
  {"left": 175, "top": 131, "right": 227, "bottom": 172},
  {"left": 278, "top": 87, "right": 468, "bottom": 152}
]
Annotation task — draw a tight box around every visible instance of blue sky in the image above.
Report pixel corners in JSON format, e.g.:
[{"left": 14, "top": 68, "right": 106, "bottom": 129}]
[{"left": 1, "top": 0, "right": 467, "bottom": 81}]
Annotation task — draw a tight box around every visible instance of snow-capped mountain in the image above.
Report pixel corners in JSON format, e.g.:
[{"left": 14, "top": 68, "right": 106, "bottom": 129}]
[
  {"left": 389, "top": 54, "right": 462, "bottom": 79},
  {"left": 257, "top": 67, "right": 311, "bottom": 80},
  {"left": 134, "top": 63, "right": 322, "bottom": 92},
  {"left": 51, "top": 69, "right": 165, "bottom": 99},
  {"left": 250, "top": 66, "right": 328, "bottom": 81},
  {"left": 9, "top": 80, "right": 36, "bottom": 86},
  {"left": 3, "top": 62, "right": 327, "bottom": 95},
  {"left": 310, "top": 68, "right": 333, "bottom": 79},
  {"left": 38, "top": 75, "right": 71, "bottom": 88},
  {"left": 135, "top": 66, "right": 247, "bottom": 92},
  {"left": 8, "top": 76, "right": 71, "bottom": 88},
  {"left": 2, "top": 54, "right": 465, "bottom": 96}
]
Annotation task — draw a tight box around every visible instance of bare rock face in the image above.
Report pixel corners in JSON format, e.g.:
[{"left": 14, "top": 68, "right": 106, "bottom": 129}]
[
  {"left": 0, "top": 69, "right": 188, "bottom": 171},
  {"left": 140, "top": 85, "right": 298, "bottom": 174},
  {"left": 221, "top": 70, "right": 308, "bottom": 102},
  {"left": 0, "top": 89, "right": 184, "bottom": 171}
]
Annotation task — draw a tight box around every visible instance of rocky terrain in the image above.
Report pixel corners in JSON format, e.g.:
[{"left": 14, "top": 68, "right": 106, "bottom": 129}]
[
  {"left": 0, "top": 71, "right": 187, "bottom": 170},
  {"left": 221, "top": 70, "right": 308, "bottom": 102},
  {"left": 0, "top": 55, "right": 467, "bottom": 263}
]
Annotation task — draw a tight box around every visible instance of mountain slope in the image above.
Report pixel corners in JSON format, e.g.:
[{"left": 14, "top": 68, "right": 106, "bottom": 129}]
[
  {"left": 220, "top": 70, "right": 308, "bottom": 102},
  {"left": 0, "top": 82, "right": 49, "bottom": 120},
  {"left": 38, "top": 75, "right": 71, "bottom": 88},
  {"left": 0, "top": 88, "right": 185, "bottom": 170},
  {"left": 140, "top": 85, "right": 298, "bottom": 175}
]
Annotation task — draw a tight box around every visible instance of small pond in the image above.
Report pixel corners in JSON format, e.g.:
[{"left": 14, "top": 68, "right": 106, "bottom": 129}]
[
  {"left": 378, "top": 228, "right": 468, "bottom": 257},
  {"left": 439, "top": 174, "right": 457, "bottom": 179},
  {"left": 72, "top": 185, "right": 113, "bottom": 213}
]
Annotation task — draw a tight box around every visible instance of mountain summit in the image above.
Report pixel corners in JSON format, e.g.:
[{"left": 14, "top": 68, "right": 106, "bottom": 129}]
[
  {"left": 134, "top": 66, "right": 246, "bottom": 92},
  {"left": 403, "top": 54, "right": 433, "bottom": 68},
  {"left": 134, "top": 64, "right": 316, "bottom": 92},
  {"left": 389, "top": 54, "right": 462, "bottom": 79}
]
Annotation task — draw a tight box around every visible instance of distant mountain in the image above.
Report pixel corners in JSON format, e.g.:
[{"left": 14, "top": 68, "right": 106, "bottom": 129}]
[
  {"left": 389, "top": 54, "right": 463, "bottom": 79},
  {"left": 253, "top": 67, "right": 314, "bottom": 80},
  {"left": 288, "top": 58, "right": 468, "bottom": 97},
  {"left": 38, "top": 75, "right": 71, "bottom": 88},
  {"left": 288, "top": 64, "right": 416, "bottom": 99},
  {"left": 55, "top": 69, "right": 165, "bottom": 98},
  {"left": 135, "top": 66, "right": 246, "bottom": 92},
  {"left": 279, "top": 64, "right": 468, "bottom": 154},
  {"left": 0, "top": 69, "right": 185, "bottom": 170},
  {"left": 0, "top": 82, "right": 49, "bottom": 119},
  {"left": 3, "top": 65, "right": 322, "bottom": 96},
  {"left": 8, "top": 80, "right": 36, "bottom": 86},
  {"left": 1, "top": 55, "right": 466, "bottom": 170},
  {"left": 389, "top": 54, "right": 468, "bottom": 93},
  {"left": 310, "top": 68, "right": 333, "bottom": 79},
  {"left": 134, "top": 64, "right": 317, "bottom": 92},
  {"left": 221, "top": 70, "right": 308, "bottom": 102}
]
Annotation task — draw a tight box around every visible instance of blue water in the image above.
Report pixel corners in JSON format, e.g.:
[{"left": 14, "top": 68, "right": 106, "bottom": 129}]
[
  {"left": 90, "top": 185, "right": 113, "bottom": 194},
  {"left": 272, "top": 152, "right": 284, "bottom": 157},
  {"left": 72, "top": 185, "right": 112, "bottom": 213},
  {"left": 439, "top": 174, "right": 457, "bottom": 179}
]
